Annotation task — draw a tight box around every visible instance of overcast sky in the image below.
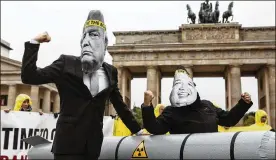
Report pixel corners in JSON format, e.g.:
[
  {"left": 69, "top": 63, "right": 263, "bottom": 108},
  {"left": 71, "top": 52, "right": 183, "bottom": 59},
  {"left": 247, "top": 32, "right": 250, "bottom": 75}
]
[{"left": 1, "top": 1, "right": 275, "bottom": 111}]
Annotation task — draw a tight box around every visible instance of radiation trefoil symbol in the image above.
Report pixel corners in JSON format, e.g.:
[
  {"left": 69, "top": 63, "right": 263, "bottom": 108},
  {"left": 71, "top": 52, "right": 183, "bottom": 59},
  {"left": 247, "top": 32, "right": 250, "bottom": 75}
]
[{"left": 131, "top": 140, "right": 148, "bottom": 159}]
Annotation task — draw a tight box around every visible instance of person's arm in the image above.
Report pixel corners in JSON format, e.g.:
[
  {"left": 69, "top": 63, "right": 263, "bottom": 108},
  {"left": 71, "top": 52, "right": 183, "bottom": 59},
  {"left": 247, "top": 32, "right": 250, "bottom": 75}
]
[
  {"left": 21, "top": 32, "right": 64, "bottom": 85},
  {"left": 109, "top": 69, "right": 142, "bottom": 134},
  {"left": 215, "top": 93, "right": 253, "bottom": 127},
  {"left": 141, "top": 103, "right": 170, "bottom": 135}
]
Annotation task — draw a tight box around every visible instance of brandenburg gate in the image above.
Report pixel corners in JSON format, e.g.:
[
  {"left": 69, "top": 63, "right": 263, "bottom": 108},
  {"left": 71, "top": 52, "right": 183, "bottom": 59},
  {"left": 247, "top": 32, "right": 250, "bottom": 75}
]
[{"left": 107, "top": 22, "right": 275, "bottom": 128}]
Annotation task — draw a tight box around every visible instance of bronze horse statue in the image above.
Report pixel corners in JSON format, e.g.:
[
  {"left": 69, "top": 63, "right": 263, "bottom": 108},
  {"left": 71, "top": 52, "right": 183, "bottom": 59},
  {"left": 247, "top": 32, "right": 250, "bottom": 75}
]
[
  {"left": 222, "top": 1, "right": 234, "bottom": 23},
  {"left": 211, "top": 1, "right": 220, "bottom": 23},
  {"left": 186, "top": 4, "right": 196, "bottom": 24},
  {"left": 198, "top": 3, "right": 204, "bottom": 23}
]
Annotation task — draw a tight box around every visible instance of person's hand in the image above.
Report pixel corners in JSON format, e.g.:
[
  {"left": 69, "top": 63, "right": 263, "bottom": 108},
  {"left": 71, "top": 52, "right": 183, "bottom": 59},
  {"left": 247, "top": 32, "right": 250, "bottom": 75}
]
[
  {"left": 33, "top": 32, "right": 51, "bottom": 43},
  {"left": 39, "top": 111, "right": 43, "bottom": 115},
  {"left": 140, "top": 131, "right": 150, "bottom": 135},
  {"left": 134, "top": 130, "right": 150, "bottom": 136},
  {"left": 241, "top": 92, "right": 251, "bottom": 104},
  {"left": 53, "top": 113, "right": 59, "bottom": 118},
  {"left": 110, "top": 115, "right": 116, "bottom": 119},
  {"left": 4, "top": 109, "right": 11, "bottom": 113},
  {"left": 144, "top": 90, "right": 154, "bottom": 106}
]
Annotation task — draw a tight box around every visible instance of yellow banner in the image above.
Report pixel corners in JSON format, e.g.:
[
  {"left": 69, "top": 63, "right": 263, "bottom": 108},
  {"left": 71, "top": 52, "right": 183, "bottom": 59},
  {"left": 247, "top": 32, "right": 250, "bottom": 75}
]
[
  {"left": 175, "top": 69, "right": 191, "bottom": 78},
  {"left": 84, "top": 20, "right": 106, "bottom": 31}
]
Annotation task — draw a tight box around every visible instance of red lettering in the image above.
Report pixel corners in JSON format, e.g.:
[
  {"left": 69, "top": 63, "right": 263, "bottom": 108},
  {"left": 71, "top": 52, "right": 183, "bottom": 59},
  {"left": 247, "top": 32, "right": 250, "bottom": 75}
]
[
  {"left": 20, "top": 155, "right": 28, "bottom": 160},
  {"left": 0, "top": 155, "right": 9, "bottom": 160},
  {"left": 0, "top": 155, "right": 27, "bottom": 160}
]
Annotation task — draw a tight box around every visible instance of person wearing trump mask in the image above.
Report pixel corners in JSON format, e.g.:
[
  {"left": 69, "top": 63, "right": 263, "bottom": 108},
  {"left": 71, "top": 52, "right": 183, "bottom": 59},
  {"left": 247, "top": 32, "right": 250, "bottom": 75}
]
[
  {"left": 21, "top": 10, "right": 143, "bottom": 160},
  {"left": 141, "top": 67, "right": 253, "bottom": 134}
]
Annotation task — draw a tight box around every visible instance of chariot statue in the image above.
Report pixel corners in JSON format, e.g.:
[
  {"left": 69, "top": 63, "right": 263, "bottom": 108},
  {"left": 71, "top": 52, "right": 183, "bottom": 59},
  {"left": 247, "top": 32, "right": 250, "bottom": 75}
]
[{"left": 186, "top": 0, "right": 234, "bottom": 24}]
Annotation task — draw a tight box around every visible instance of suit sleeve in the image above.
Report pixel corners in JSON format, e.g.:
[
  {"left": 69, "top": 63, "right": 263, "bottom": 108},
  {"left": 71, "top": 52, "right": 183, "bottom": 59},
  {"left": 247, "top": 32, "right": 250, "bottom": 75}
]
[
  {"left": 21, "top": 42, "right": 64, "bottom": 85},
  {"left": 142, "top": 104, "right": 170, "bottom": 135},
  {"left": 109, "top": 68, "right": 141, "bottom": 134},
  {"left": 215, "top": 99, "right": 253, "bottom": 127}
]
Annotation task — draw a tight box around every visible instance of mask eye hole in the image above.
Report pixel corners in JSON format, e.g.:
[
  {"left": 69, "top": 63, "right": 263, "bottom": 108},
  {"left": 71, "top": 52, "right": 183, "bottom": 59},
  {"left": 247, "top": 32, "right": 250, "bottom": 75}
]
[
  {"left": 188, "top": 82, "right": 194, "bottom": 87},
  {"left": 89, "top": 31, "right": 100, "bottom": 37}
]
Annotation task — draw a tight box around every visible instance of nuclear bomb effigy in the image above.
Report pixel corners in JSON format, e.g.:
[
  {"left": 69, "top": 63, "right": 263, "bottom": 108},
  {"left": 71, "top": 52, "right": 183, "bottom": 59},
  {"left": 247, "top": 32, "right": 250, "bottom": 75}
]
[{"left": 24, "top": 131, "right": 275, "bottom": 160}]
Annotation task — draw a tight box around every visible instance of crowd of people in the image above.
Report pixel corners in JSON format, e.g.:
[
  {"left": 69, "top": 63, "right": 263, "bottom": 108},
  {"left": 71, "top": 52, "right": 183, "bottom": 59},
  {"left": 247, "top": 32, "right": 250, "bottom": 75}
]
[{"left": 4, "top": 93, "right": 273, "bottom": 135}]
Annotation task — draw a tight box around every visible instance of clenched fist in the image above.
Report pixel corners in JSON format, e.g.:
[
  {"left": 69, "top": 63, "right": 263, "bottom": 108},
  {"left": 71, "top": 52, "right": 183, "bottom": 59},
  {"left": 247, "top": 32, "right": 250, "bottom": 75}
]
[
  {"left": 33, "top": 32, "right": 51, "bottom": 43},
  {"left": 241, "top": 92, "right": 251, "bottom": 104},
  {"left": 144, "top": 90, "right": 154, "bottom": 106}
]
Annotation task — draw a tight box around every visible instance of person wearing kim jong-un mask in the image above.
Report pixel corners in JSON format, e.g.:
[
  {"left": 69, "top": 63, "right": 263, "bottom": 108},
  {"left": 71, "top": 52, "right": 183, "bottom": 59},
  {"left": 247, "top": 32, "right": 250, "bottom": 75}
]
[{"left": 141, "top": 67, "right": 253, "bottom": 134}]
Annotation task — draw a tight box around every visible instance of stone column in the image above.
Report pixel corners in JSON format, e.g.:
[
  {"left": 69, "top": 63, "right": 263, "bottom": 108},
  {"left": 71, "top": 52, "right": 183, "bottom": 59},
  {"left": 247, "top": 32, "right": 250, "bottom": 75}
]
[
  {"left": 120, "top": 67, "right": 132, "bottom": 108},
  {"left": 147, "top": 66, "right": 158, "bottom": 107},
  {"left": 30, "top": 86, "right": 39, "bottom": 112},
  {"left": 224, "top": 68, "right": 231, "bottom": 110},
  {"left": 229, "top": 64, "right": 242, "bottom": 109},
  {"left": 42, "top": 89, "right": 51, "bottom": 113},
  {"left": 104, "top": 100, "right": 110, "bottom": 116},
  {"left": 156, "top": 69, "right": 162, "bottom": 105},
  {"left": 53, "top": 93, "right": 60, "bottom": 113},
  {"left": 108, "top": 66, "right": 123, "bottom": 114},
  {"left": 268, "top": 64, "right": 275, "bottom": 129},
  {"left": 256, "top": 67, "right": 270, "bottom": 125},
  {"left": 108, "top": 103, "right": 116, "bottom": 116},
  {"left": 117, "top": 66, "right": 123, "bottom": 92},
  {"left": 7, "top": 84, "right": 17, "bottom": 109},
  {"left": 228, "top": 64, "right": 242, "bottom": 126}
]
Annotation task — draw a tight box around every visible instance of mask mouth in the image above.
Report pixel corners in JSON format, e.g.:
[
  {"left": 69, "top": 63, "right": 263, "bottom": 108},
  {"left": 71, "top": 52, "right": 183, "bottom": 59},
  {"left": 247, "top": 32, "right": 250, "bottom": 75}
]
[
  {"left": 178, "top": 93, "right": 189, "bottom": 97},
  {"left": 178, "top": 90, "right": 191, "bottom": 97},
  {"left": 82, "top": 51, "right": 93, "bottom": 57},
  {"left": 81, "top": 59, "right": 101, "bottom": 74}
]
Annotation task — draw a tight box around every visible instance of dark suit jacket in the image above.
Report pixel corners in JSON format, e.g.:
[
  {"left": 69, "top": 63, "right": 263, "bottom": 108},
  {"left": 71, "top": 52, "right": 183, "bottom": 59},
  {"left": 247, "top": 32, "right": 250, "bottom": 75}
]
[{"left": 21, "top": 42, "right": 141, "bottom": 155}]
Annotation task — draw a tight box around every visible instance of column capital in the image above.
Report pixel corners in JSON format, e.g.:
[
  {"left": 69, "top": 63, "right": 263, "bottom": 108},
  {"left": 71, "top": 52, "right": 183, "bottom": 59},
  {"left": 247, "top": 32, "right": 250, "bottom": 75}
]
[
  {"left": 182, "top": 65, "right": 193, "bottom": 68},
  {"left": 229, "top": 63, "right": 242, "bottom": 68},
  {"left": 146, "top": 66, "right": 158, "bottom": 70},
  {"left": 44, "top": 88, "right": 51, "bottom": 92},
  {"left": 116, "top": 65, "right": 124, "bottom": 69},
  {"left": 267, "top": 63, "right": 275, "bottom": 68}
]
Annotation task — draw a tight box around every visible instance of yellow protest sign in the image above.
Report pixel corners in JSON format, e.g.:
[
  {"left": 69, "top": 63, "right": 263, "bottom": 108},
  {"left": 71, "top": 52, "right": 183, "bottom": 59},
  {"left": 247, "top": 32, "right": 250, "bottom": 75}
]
[{"left": 131, "top": 140, "right": 148, "bottom": 159}]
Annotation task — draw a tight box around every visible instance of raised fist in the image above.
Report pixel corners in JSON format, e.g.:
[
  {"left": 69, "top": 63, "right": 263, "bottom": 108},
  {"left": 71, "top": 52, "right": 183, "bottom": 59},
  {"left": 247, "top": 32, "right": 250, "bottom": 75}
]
[
  {"left": 241, "top": 92, "right": 251, "bottom": 104},
  {"left": 144, "top": 90, "right": 154, "bottom": 106},
  {"left": 33, "top": 32, "right": 51, "bottom": 43},
  {"left": 4, "top": 109, "right": 11, "bottom": 113},
  {"left": 39, "top": 111, "right": 44, "bottom": 115}
]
